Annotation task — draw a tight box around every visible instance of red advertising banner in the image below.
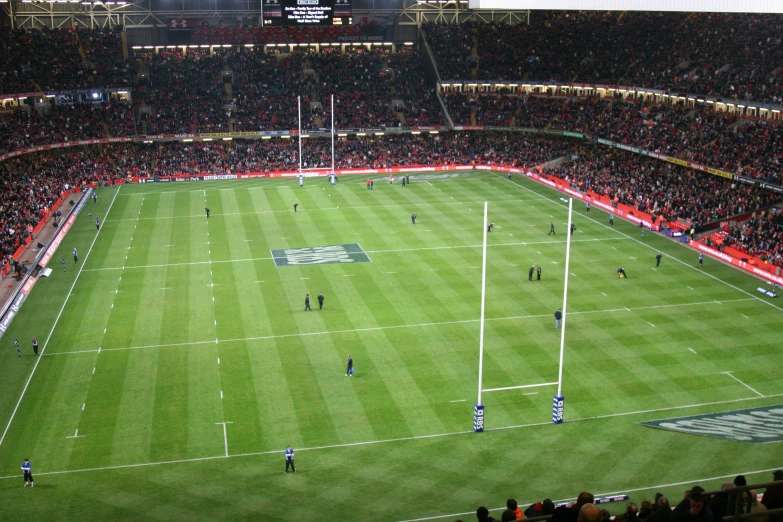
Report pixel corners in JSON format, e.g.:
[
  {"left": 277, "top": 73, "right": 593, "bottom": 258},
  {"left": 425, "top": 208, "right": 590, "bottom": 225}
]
[{"left": 691, "top": 241, "right": 783, "bottom": 285}]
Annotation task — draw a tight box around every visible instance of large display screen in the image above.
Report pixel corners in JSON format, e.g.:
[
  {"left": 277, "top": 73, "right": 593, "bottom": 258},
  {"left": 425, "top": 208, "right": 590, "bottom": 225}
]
[{"left": 263, "top": 0, "right": 352, "bottom": 26}]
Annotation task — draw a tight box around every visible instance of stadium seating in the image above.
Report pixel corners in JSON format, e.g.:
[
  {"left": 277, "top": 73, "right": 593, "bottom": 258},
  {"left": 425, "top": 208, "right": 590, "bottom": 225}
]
[
  {"left": 722, "top": 208, "right": 783, "bottom": 267},
  {"left": 444, "top": 93, "right": 783, "bottom": 186},
  {"left": 424, "top": 13, "right": 783, "bottom": 103},
  {"left": 546, "top": 148, "right": 777, "bottom": 227}
]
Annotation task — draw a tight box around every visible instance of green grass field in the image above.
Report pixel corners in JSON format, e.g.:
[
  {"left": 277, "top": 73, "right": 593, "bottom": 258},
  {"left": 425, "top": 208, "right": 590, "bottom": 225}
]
[{"left": 0, "top": 170, "right": 780, "bottom": 521}]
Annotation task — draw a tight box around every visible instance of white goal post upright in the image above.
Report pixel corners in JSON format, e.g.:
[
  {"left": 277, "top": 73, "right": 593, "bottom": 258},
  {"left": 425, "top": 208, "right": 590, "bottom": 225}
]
[
  {"left": 331, "top": 94, "right": 335, "bottom": 173},
  {"left": 297, "top": 95, "right": 302, "bottom": 175},
  {"left": 474, "top": 201, "right": 489, "bottom": 432},
  {"left": 553, "top": 198, "right": 573, "bottom": 424}
]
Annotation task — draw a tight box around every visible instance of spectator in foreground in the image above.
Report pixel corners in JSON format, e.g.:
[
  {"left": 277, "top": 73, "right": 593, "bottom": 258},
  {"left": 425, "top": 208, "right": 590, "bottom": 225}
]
[
  {"left": 762, "top": 470, "right": 783, "bottom": 522},
  {"left": 673, "top": 490, "right": 713, "bottom": 522},
  {"left": 477, "top": 506, "right": 497, "bottom": 522},
  {"left": 554, "top": 493, "right": 595, "bottom": 522},
  {"left": 579, "top": 504, "right": 601, "bottom": 522}
]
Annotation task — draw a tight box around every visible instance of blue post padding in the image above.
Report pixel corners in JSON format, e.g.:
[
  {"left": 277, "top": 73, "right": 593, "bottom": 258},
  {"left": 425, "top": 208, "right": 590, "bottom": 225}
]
[
  {"left": 552, "top": 395, "right": 564, "bottom": 424},
  {"left": 473, "top": 403, "right": 484, "bottom": 432}
]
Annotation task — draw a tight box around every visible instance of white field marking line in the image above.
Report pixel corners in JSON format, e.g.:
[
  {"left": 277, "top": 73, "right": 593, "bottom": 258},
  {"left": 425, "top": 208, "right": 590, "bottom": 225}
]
[
  {"left": 648, "top": 322, "right": 656, "bottom": 327},
  {"left": 65, "top": 429, "right": 85, "bottom": 439},
  {"left": 83, "top": 238, "right": 628, "bottom": 272},
  {"left": 92, "top": 368, "right": 95, "bottom": 374},
  {"left": 0, "top": 185, "right": 121, "bottom": 448},
  {"left": 109, "top": 198, "right": 542, "bottom": 222},
  {"left": 688, "top": 286, "right": 695, "bottom": 290},
  {"left": 688, "top": 348, "right": 698, "bottom": 354},
  {"left": 220, "top": 390, "right": 223, "bottom": 399},
  {"left": 424, "top": 180, "right": 433, "bottom": 186},
  {"left": 43, "top": 298, "right": 754, "bottom": 357},
  {"left": 3, "top": 393, "right": 782, "bottom": 484},
  {"left": 81, "top": 404, "right": 85, "bottom": 411},
  {"left": 216, "top": 422, "right": 233, "bottom": 457},
  {"left": 494, "top": 172, "right": 783, "bottom": 313},
  {"left": 741, "top": 313, "right": 749, "bottom": 319},
  {"left": 449, "top": 399, "right": 466, "bottom": 403},
  {"left": 524, "top": 392, "right": 539, "bottom": 396},
  {"left": 396, "top": 464, "right": 783, "bottom": 522},
  {"left": 722, "top": 371, "right": 765, "bottom": 398},
  {"left": 601, "top": 292, "right": 607, "bottom": 296},
  {"left": 482, "top": 382, "right": 558, "bottom": 393}
]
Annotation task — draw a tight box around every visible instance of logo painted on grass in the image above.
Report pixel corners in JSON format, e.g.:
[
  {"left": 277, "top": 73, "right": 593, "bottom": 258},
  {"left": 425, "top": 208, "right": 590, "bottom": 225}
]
[
  {"left": 640, "top": 405, "right": 783, "bottom": 443},
  {"left": 271, "top": 244, "right": 371, "bottom": 266}
]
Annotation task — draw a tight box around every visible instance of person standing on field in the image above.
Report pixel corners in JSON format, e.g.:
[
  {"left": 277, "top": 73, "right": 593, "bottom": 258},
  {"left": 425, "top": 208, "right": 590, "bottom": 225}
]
[
  {"left": 21, "top": 459, "right": 33, "bottom": 487},
  {"left": 284, "top": 446, "right": 296, "bottom": 473},
  {"left": 346, "top": 354, "right": 353, "bottom": 377},
  {"left": 318, "top": 293, "right": 324, "bottom": 310},
  {"left": 305, "top": 294, "right": 311, "bottom": 311},
  {"left": 31, "top": 337, "right": 38, "bottom": 356},
  {"left": 656, "top": 253, "right": 662, "bottom": 267},
  {"left": 554, "top": 309, "right": 562, "bottom": 329},
  {"left": 549, "top": 222, "right": 555, "bottom": 235}
]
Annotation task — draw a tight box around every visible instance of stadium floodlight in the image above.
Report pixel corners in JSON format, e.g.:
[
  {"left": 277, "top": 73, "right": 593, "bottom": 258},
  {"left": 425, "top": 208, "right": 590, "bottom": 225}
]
[
  {"left": 261, "top": 136, "right": 271, "bottom": 139},
  {"left": 222, "top": 138, "right": 232, "bottom": 141},
  {"left": 202, "top": 138, "right": 212, "bottom": 142},
  {"left": 404, "top": 42, "right": 414, "bottom": 45}
]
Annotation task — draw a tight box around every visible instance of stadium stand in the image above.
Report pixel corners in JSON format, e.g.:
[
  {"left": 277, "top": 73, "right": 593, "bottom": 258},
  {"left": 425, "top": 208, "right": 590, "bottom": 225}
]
[
  {"left": 424, "top": 13, "right": 783, "bottom": 103},
  {"left": 444, "top": 93, "right": 783, "bottom": 185},
  {"left": 546, "top": 149, "right": 776, "bottom": 228},
  {"left": 722, "top": 207, "right": 783, "bottom": 268}
]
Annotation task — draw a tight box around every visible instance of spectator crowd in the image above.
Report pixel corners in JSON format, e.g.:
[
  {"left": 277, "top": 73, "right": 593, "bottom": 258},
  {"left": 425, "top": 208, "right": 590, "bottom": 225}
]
[
  {"left": 425, "top": 13, "right": 783, "bottom": 103},
  {"left": 461, "top": 471, "right": 782, "bottom": 522}
]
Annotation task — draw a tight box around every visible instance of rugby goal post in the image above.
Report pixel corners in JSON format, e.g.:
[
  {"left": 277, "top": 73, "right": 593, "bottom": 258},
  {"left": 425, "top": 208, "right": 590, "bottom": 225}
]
[{"left": 474, "top": 198, "right": 573, "bottom": 433}]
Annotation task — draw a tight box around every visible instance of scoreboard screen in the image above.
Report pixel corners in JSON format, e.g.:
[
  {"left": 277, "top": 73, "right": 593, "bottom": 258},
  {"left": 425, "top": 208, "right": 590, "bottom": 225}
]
[{"left": 263, "top": 0, "right": 352, "bottom": 26}]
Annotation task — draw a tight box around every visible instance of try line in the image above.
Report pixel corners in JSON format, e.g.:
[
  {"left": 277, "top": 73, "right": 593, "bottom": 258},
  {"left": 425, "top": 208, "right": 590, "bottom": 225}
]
[{"left": 0, "top": 391, "right": 779, "bottom": 482}]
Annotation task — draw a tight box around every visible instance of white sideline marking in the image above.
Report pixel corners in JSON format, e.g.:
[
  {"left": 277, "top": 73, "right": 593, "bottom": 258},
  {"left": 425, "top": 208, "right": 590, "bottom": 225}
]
[
  {"left": 688, "top": 348, "right": 697, "bottom": 354},
  {"left": 220, "top": 390, "right": 223, "bottom": 399},
  {"left": 741, "top": 314, "right": 749, "bottom": 319},
  {"left": 43, "top": 298, "right": 754, "bottom": 357},
  {"left": 111, "top": 304, "right": 114, "bottom": 309},
  {"left": 524, "top": 392, "right": 539, "bottom": 396},
  {"left": 300, "top": 277, "right": 309, "bottom": 280},
  {"left": 217, "top": 358, "right": 220, "bottom": 365},
  {"left": 536, "top": 251, "right": 541, "bottom": 255},
  {"left": 81, "top": 404, "right": 85, "bottom": 411},
  {"left": 0, "top": 186, "right": 121, "bottom": 448},
  {"left": 92, "top": 368, "right": 95, "bottom": 374},
  {"left": 66, "top": 429, "right": 84, "bottom": 439},
  {"left": 570, "top": 272, "right": 576, "bottom": 276},
  {"left": 601, "top": 292, "right": 607, "bottom": 297},
  {"left": 630, "top": 256, "right": 636, "bottom": 260},
  {"left": 482, "top": 382, "right": 558, "bottom": 392},
  {"left": 449, "top": 399, "right": 466, "bottom": 403},
  {"left": 103, "top": 329, "right": 107, "bottom": 334},
  {"left": 1, "top": 391, "right": 783, "bottom": 484},
  {"left": 722, "top": 371, "right": 764, "bottom": 398},
  {"left": 647, "top": 322, "right": 655, "bottom": 327},
  {"left": 612, "top": 247, "right": 617, "bottom": 250},
  {"left": 715, "top": 300, "right": 722, "bottom": 305},
  {"left": 688, "top": 286, "right": 694, "bottom": 290}
]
